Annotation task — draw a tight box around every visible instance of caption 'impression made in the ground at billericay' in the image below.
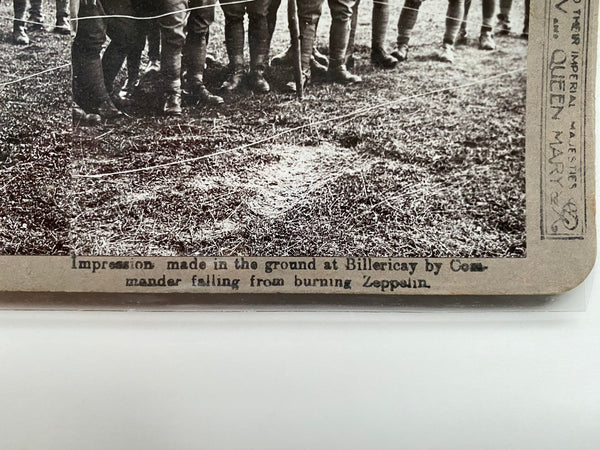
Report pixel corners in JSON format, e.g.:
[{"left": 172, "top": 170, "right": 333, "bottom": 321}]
[{"left": 70, "top": 256, "right": 489, "bottom": 293}]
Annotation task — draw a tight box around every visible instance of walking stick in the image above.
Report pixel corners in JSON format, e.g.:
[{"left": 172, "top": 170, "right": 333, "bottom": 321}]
[{"left": 288, "top": 0, "right": 303, "bottom": 99}]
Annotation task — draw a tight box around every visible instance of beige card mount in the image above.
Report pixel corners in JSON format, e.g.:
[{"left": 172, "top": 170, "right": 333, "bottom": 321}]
[{"left": 0, "top": 0, "right": 596, "bottom": 298}]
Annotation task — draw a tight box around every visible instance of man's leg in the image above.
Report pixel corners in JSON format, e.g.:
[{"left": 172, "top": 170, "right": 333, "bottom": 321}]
[
  {"left": 141, "top": 2, "right": 161, "bottom": 74},
  {"left": 13, "top": 0, "right": 29, "bottom": 44},
  {"left": 347, "top": 0, "right": 396, "bottom": 67},
  {"left": 371, "top": 0, "right": 397, "bottom": 68},
  {"left": 159, "top": 0, "right": 188, "bottom": 115},
  {"left": 345, "top": 0, "right": 359, "bottom": 67},
  {"left": 248, "top": 0, "right": 271, "bottom": 92},
  {"left": 286, "top": 0, "right": 324, "bottom": 91},
  {"left": 115, "top": 2, "right": 154, "bottom": 101},
  {"left": 117, "top": 33, "right": 145, "bottom": 101},
  {"left": 101, "top": 0, "right": 141, "bottom": 96},
  {"left": 266, "top": 0, "right": 282, "bottom": 58},
  {"left": 480, "top": 0, "right": 497, "bottom": 49},
  {"left": 221, "top": 0, "right": 247, "bottom": 91},
  {"left": 522, "top": 0, "right": 529, "bottom": 38},
  {"left": 132, "top": 2, "right": 160, "bottom": 75},
  {"left": 444, "top": 0, "right": 464, "bottom": 45},
  {"left": 439, "top": 0, "right": 465, "bottom": 62},
  {"left": 497, "top": 0, "right": 512, "bottom": 34},
  {"left": 270, "top": 0, "right": 328, "bottom": 73},
  {"left": 392, "top": 0, "right": 422, "bottom": 61},
  {"left": 459, "top": 0, "right": 471, "bottom": 41},
  {"left": 29, "top": 0, "right": 44, "bottom": 29},
  {"left": 72, "top": 0, "right": 120, "bottom": 118},
  {"left": 183, "top": 0, "right": 224, "bottom": 104},
  {"left": 147, "top": 21, "right": 161, "bottom": 62},
  {"left": 328, "top": 0, "right": 361, "bottom": 83},
  {"left": 54, "top": 0, "right": 71, "bottom": 34}
]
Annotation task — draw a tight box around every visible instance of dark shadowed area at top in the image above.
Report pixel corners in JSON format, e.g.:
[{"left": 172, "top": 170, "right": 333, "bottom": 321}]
[{"left": 0, "top": 0, "right": 527, "bottom": 257}]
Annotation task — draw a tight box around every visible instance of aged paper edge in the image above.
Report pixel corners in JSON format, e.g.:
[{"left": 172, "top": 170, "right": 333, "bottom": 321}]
[{"left": 0, "top": 0, "right": 597, "bottom": 298}]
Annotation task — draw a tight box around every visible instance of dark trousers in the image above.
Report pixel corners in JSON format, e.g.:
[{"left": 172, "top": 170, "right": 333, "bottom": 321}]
[
  {"left": 397, "top": 0, "right": 464, "bottom": 46},
  {"left": 499, "top": 0, "right": 530, "bottom": 31},
  {"left": 327, "top": 0, "right": 357, "bottom": 66},
  {"left": 13, "top": 0, "right": 69, "bottom": 29},
  {"left": 347, "top": 0, "right": 390, "bottom": 57},
  {"left": 126, "top": 3, "right": 161, "bottom": 82},
  {"left": 298, "top": 0, "right": 325, "bottom": 71},
  {"left": 159, "top": 0, "right": 217, "bottom": 93},
  {"left": 221, "top": 0, "right": 272, "bottom": 69},
  {"left": 72, "top": 0, "right": 140, "bottom": 111},
  {"left": 184, "top": 0, "right": 218, "bottom": 86},
  {"left": 462, "top": 0, "right": 497, "bottom": 31}
]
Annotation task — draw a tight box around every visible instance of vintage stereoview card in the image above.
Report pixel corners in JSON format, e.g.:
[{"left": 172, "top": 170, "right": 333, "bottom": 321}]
[{"left": 0, "top": 0, "right": 596, "bottom": 299}]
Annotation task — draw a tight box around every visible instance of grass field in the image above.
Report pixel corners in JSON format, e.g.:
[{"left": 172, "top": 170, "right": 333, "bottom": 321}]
[{"left": 1, "top": 0, "right": 527, "bottom": 257}]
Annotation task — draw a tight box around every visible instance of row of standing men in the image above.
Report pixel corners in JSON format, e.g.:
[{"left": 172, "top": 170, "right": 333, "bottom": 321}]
[{"left": 69, "top": 0, "right": 530, "bottom": 120}]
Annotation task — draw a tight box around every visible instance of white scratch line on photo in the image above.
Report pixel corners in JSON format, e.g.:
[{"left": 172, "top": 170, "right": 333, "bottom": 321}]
[
  {"left": 0, "top": 0, "right": 492, "bottom": 86},
  {"left": 0, "top": 63, "right": 71, "bottom": 88},
  {"left": 0, "top": 0, "right": 484, "bottom": 30},
  {"left": 74, "top": 68, "right": 526, "bottom": 179},
  {"left": 0, "top": 0, "right": 254, "bottom": 26}
]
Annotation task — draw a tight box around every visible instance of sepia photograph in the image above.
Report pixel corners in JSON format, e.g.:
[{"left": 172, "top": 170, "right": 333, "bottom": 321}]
[{"left": 1, "top": 0, "right": 528, "bottom": 258}]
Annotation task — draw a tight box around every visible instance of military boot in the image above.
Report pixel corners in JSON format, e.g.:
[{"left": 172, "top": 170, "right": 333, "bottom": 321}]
[
  {"left": 438, "top": 43, "right": 456, "bottom": 63},
  {"left": 160, "top": 26, "right": 184, "bottom": 113},
  {"left": 272, "top": 46, "right": 328, "bottom": 76},
  {"left": 54, "top": 15, "right": 71, "bottom": 35},
  {"left": 345, "top": 0, "right": 360, "bottom": 68},
  {"left": 12, "top": 26, "right": 29, "bottom": 45},
  {"left": 73, "top": 104, "right": 101, "bottom": 126},
  {"left": 163, "top": 93, "right": 182, "bottom": 116},
  {"left": 271, "top": 47, "right": 293, "bottom": 67},
  {"left": 328, "top": 64, "right": 362, "bottom": 84},
  {"left": 249, "top": 65, "right": 270, "bottom": 93},
  {"left": 312, "top": 48, "right": 328, "bottom": 67},
  {"left": 72, "top": 41, "right": 113, "bottom": 115},
  {"left": 28, "top": 14, "right": 44, "bottom": 31},
  {"left": 496, "top": 13, "right": 511, "bottom": 35},
  {"left": 310, "top": 53, "right": 328, "bottom": 77},
  {"left": 328, "top": 19, "right": 362, "bottom": 84},
  {"left": 221, "top": 17, "right": 246, "bottom": 92},
  {"left": 371, "top": 0, "right": 397, "bottom": 68},
  {"left": 391, "top": 44, "right": 409, "bottom": 62},
  {"left": 456, "top": 26, "right": 468, "bottom": 45},
  {"left": 371, "top": 47, "right": 397, "bottom": 68},
  {"left": 248, "top": 13, "right": 270, "bottom": 93},
  {"left": 116, "top": 77, "right": 140, "bottom": 104},
  {"left": 54, "top": 0, "right": 71, "bottom": 34},
  {"left": 286, "top": 20, "right": 318, "bottom": 91},
  {"left": 93, "top": 99, "right": 123, "bottom": 121},
  {"left": 191, "top": 85, "right": 224, "bottom": 105},
  {"left": 479, "top": 29, "right": 496, "bottom": 50},
  {"left": 183, "top": 32, "right": 224, "bottom": 105},
  {"left": 102, "top": 42, "right": 128, "bottom": 96},
  {"left": 222, "top": 65, "right": 245, "bottom": 92},
  {"left": 286, "top": 69, "right": 310, "bottom": 93}
]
